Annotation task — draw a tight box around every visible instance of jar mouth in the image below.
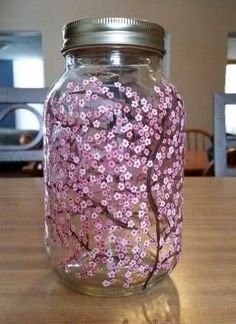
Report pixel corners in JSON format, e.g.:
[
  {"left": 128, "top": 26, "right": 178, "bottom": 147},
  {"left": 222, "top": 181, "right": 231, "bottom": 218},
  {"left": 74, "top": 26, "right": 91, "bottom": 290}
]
[{"left": 62, "top": 17, "right": 166, "bottom": 57}]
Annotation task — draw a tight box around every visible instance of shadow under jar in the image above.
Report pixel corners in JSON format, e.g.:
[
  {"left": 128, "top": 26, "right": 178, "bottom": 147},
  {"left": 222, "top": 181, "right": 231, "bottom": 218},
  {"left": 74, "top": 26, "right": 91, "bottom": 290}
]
[{"left": 44, "top": 17, "right": 185, "bottom": 296}]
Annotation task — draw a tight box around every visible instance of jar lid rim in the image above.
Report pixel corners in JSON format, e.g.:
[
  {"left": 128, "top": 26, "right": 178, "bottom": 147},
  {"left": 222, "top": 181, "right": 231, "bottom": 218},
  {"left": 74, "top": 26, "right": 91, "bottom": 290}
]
[{"left": 62, "top": 17, "right": 165, "bottom": 56}]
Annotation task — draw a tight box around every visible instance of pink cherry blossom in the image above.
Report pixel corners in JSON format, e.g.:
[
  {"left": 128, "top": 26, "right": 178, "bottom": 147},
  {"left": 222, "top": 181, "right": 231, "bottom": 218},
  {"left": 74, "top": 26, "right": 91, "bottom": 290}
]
[{"left": 45, "top": 77, "right": 185, "bottom": 291}]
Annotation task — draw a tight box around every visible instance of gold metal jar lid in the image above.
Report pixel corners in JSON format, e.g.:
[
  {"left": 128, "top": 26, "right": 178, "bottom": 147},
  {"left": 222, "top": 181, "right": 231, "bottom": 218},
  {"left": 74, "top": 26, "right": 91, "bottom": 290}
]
[{"left": 62, "top": 17, "right": 165, "bottom": 56}]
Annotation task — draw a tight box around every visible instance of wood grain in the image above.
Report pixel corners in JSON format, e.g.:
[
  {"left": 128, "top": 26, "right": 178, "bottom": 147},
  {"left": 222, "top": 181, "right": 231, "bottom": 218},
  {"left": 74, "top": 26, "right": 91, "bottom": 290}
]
[{"left": 0, "top": 178, "right": 236, "bottom": 323}]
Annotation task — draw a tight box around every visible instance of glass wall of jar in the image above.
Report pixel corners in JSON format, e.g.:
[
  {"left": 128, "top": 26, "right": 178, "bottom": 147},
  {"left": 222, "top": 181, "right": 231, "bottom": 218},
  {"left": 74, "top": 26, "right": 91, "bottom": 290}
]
[{"left": 44, "top": 18, "right": 185, "bottom": 296}]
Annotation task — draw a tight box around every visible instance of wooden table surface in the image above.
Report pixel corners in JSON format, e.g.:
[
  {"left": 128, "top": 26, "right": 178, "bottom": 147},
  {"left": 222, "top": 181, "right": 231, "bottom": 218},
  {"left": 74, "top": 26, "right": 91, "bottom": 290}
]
[
  {"left": 185, "top": 149, "right": 209, "bottom": 173},
  {"left": 1, "top": 178, "right": 236, "bottom": 324}
]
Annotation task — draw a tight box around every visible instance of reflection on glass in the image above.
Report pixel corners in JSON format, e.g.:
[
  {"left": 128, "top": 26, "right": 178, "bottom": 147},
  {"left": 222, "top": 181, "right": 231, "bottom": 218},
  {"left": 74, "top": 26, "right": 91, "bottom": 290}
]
[{"left": 44, "top": 274, "right": 180, "bottom": 323}]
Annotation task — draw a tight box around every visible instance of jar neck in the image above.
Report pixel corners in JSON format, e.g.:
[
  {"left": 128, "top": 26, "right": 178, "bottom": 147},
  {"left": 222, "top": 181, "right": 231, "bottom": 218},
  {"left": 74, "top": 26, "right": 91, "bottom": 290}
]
[{"left": 65, "top": 47, "right": 162, "bottom": 72}]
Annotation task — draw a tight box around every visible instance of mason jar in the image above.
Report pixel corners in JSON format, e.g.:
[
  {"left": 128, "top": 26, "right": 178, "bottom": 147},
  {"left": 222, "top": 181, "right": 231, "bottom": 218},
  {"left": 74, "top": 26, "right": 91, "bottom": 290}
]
[{"left": 44, "top": 17, "right": 185, "bottom": 296}]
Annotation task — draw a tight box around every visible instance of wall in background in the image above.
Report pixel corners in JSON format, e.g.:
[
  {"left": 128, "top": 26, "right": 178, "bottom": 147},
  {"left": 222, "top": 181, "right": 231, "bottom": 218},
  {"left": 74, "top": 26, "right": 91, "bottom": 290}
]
[{"left": 1, "top": 0, "right": 236, "bottom": 132}]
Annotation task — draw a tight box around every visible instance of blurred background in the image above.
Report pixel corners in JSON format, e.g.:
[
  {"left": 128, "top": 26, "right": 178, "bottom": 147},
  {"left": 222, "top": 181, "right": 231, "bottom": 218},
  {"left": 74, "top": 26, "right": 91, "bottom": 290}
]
[{"left": 0, "top": 0, "right": 236, "bottom": 176}]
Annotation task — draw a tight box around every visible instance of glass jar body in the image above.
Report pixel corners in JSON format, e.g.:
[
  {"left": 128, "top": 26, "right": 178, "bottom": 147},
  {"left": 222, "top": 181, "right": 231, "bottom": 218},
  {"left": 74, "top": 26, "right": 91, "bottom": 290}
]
[{"left": 44, "top": 47, "right": 185, "bottom": 296}]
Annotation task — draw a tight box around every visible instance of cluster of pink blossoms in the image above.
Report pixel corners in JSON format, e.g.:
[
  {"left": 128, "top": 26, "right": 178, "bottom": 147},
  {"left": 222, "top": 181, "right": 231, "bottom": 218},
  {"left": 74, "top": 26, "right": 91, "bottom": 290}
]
[{"left": 44, "top": 76, "right": 185, "bottom": 289}]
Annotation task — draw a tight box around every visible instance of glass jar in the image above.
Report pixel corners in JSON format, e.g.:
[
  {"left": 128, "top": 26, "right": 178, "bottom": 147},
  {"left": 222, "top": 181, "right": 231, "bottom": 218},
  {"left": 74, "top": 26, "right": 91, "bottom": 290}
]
[{"left": 44, "top": 17, "right": 185, "bottom": 296}]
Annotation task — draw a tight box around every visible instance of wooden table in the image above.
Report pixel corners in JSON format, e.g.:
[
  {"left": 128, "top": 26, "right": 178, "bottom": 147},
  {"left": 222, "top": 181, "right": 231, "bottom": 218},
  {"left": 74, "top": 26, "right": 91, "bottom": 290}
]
[
  {"left": 185, "top": 149, "right": 209, "bottom": 175},
  {"left": 1, "top": 178, "right": 236, "bottom": 323}
]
